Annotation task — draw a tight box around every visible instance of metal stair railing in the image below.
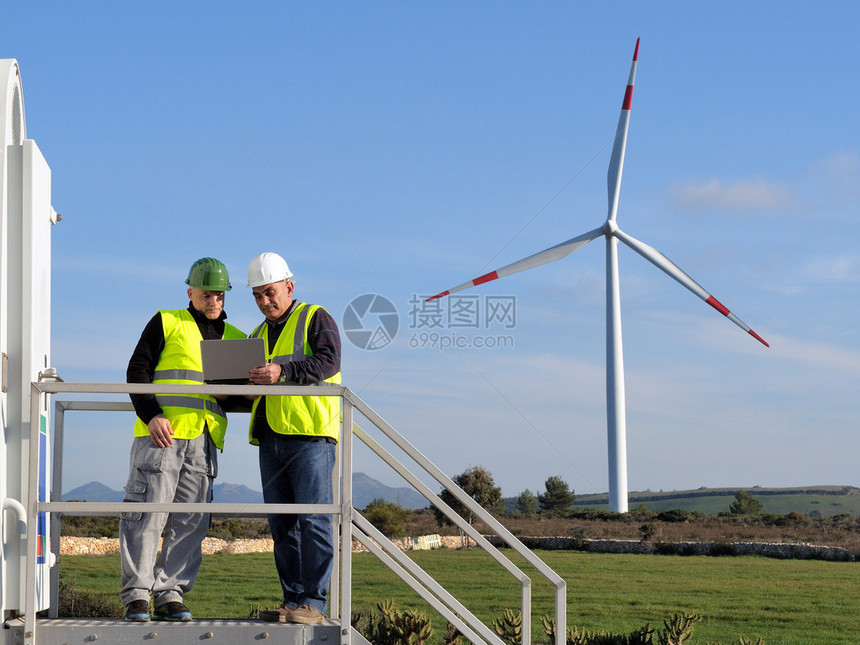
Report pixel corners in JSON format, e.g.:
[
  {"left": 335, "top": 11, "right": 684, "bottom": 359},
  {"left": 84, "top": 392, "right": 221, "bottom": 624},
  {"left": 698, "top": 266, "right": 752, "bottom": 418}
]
[
  {"left": 346, "top": 389, "right": 566, "bottom": 644},
  {"left": 351, "top": 514, "right": 496, "bottom": 644},
  {"left": 23, "top": 381, "right": 565, "bottom": 645}
]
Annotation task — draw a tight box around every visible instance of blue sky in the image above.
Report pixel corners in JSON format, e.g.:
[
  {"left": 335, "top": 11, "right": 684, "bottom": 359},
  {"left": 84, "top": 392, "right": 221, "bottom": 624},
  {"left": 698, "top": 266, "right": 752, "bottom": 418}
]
[{"left": 4, "top": 2, "right": 859, "bottom": 502}]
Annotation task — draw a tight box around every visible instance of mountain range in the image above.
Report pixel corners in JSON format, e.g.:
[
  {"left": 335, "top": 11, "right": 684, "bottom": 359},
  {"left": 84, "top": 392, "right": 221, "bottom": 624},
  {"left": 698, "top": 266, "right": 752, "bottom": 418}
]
[
  {"left": 62, "top": 472, "right": 429, "bottom": 510},
  {"left": 59, "top": 481, "right": 860, "bottom": 517}
]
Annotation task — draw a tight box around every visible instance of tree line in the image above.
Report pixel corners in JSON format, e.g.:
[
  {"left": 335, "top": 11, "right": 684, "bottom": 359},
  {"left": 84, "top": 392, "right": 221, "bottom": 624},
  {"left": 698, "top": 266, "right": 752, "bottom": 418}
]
[{"left": 361, "top": 466, "right": 777, "bottom": 539}]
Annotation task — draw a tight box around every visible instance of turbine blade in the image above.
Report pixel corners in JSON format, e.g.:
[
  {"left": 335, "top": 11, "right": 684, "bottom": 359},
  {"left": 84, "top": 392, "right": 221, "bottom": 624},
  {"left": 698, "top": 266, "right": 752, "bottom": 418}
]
[
  {"left": 606, "top": 38, "right": 639, "bottom": 223},
  {"left": 613, "top": 227, "right": 769, "bottom": 347},
  {"left": 427, "top": 227, "right": 604, "bottom": 301}
]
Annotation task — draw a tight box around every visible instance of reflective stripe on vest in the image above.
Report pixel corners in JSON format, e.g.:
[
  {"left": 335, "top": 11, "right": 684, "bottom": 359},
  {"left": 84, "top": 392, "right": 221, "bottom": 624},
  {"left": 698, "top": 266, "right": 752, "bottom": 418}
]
[
  {"left": 249, "top": 304, "right": 310, "bottom": 364},
  {"left": 154, "top": 369, "right": 205, "bottom": 381},
  {"left": 154, "top": 395, "right": 226, "bottom": 418},
  {"left": 133, "top": 309, "right": 246, "bottom": 449},
  {"left": 249, "top": 302, "right": 341, "bottom": 445}
]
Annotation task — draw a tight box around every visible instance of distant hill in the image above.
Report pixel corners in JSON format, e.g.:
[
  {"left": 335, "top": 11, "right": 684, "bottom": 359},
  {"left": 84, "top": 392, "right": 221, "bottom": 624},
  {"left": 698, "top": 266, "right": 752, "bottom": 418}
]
[
  {"left": 63, "top": 473, "right": 428, "bottom": 510},
  {"left": 352, "top": 472, "right": 427, "bottom": 510},
  {"left": 213, "top": 483, "right": 264, "bottom": 504},
  {"left": 567, "top": 485, "right": 860, "bottom": 517},
  {"left": 62, "top": 481, "right": 124, "bottom": 503}
]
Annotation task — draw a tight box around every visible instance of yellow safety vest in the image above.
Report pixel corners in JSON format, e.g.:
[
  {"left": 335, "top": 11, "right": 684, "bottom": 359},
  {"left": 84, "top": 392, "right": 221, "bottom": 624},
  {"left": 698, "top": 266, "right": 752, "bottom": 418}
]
[
  {"left": 133, "top": 309, "right": 246, "bottom": 449},
  {"left": 248, "top": 302, "right": 342, "bottom": 445}
]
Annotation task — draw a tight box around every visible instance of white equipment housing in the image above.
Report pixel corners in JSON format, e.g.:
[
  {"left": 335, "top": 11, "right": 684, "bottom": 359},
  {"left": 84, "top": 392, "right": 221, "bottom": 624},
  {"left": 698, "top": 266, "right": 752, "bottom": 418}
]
[{"left": 0, "top": 58, "right": 58, "bottom": 620}]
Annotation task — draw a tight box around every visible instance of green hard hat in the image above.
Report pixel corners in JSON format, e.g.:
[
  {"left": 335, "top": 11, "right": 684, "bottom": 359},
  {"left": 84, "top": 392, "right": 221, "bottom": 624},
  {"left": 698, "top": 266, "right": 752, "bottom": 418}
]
[{"left": 185, "top": 257, "right": 232, "bottom": 291}]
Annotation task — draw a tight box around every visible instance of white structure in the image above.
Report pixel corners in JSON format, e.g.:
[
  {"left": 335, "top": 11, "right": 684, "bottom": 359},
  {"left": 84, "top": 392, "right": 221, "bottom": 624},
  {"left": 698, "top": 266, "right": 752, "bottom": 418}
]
[
  {"left": 428, "top": 39, "right": 768, "bottom": 513},
  {"left": 0, "top": 58, "right": 60, "bottom": 621}
]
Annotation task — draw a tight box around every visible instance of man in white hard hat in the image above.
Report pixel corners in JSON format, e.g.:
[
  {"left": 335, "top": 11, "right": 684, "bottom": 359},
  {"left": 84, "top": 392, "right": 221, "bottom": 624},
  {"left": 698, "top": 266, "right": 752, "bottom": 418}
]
[
  {"left": 121, "top": 258, "right": 246, "bottom": 622},
  {"left": 245, "top": 252, "right": 342, "bottom": 625}
]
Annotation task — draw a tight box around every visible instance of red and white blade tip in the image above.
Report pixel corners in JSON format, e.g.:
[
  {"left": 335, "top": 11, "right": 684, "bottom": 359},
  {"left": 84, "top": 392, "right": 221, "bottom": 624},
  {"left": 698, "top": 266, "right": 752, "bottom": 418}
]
[
  {"left": 621, "top": 39, "right": 639, "bottom": 111},
  {"left": 706, "top": 296, "right": 769, "bottom": 347},
  {"left": 426, "top": 270, "right": 500, "bottom": 301}
]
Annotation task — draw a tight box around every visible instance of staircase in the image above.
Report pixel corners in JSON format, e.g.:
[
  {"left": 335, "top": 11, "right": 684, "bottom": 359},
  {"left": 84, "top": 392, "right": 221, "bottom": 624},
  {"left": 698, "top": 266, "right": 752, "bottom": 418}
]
[{"left": 10, "top": 381, "right": 566, "bottom": 644}]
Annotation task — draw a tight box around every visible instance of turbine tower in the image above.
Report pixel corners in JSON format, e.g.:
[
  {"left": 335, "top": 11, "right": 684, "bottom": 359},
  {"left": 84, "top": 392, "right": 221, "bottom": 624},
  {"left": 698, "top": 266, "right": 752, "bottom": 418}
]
[{"left": 427, "top": 39, "right": 769, "bottom": 513}]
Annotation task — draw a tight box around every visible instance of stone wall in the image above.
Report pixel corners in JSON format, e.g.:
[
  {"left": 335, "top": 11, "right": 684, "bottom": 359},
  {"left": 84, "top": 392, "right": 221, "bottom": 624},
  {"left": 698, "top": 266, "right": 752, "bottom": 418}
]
[
  {"left": 59, "top": 537, "right": 275, "bottom": 556},
  {"left": 59, "top": 535, "right": 471, "bottom": 556}
]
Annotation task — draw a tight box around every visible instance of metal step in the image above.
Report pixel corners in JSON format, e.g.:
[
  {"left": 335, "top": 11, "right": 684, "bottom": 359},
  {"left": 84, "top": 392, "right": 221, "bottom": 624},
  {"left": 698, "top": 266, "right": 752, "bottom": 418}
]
[{"left": 3, "top": 617, "right": 372, "bottom": 645}]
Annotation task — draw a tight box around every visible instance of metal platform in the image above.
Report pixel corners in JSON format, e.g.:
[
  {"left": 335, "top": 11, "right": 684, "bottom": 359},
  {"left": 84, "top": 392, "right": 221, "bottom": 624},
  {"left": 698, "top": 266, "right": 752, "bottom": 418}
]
[{"left": 3, "top": 617, "right": 370, "bottom": 645}]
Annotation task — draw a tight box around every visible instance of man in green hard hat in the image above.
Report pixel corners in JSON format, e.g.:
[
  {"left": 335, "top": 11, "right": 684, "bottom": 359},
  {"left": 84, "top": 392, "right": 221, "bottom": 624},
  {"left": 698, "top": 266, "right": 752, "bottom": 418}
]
[{"left": 120, "top": 257, "right": 246, "bottom": 622}]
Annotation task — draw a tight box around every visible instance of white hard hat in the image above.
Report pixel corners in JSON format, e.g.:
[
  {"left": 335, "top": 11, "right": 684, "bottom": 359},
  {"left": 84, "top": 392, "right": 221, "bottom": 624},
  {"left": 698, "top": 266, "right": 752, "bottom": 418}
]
[{"left": 247, "top": 252, "right": 293, "bottom": 288}]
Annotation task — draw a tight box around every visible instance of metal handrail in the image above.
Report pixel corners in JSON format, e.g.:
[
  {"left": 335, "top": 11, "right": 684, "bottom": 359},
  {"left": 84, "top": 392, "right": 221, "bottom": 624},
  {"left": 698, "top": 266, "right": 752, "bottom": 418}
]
[
  {"left": 24, "top": 381, "right": 565, "bottom": 645},
  {"left": 347, "top": 390, "right": 567, "bottom": 641},
  {"left": 352, "top": 513, "right": 503, "bottom": 645}
]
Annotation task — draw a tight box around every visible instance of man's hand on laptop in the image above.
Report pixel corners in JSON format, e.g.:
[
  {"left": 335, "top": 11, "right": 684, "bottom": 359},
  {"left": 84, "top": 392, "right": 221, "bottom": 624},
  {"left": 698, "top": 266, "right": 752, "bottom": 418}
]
[{"left": 248, "top": 363, "right": 282, "bottom": 385}]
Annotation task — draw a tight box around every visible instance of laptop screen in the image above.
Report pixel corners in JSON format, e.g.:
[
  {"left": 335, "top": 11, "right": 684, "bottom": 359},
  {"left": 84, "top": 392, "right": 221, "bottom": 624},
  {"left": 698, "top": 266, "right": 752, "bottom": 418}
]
[{"left": 200, "top": 337, "right": 266, "bottom": 384}]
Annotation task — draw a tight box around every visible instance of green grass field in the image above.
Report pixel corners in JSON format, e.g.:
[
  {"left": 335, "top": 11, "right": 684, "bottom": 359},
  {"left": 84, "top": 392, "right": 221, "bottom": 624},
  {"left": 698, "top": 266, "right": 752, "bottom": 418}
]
[{"left": 59, "top": 549, "right": 858, "bottom": 644}]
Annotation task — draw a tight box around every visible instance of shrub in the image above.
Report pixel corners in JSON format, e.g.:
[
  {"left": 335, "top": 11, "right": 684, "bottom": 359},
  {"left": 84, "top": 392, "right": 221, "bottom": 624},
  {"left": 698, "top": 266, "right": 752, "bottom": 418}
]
[
  {"left": 363, "top": 498, "right": 411, "bottom": 539},
  {"left": 60, "top": 515, "right": 119, "bottom": 538},
  {"left": 631, "top": 504, "right": 655, "bottom": 520},
  {"left": 659, "top": 612, "right": 701, "bottom": 644},
  {"left": 729, "top": 490, "right": 763, "bottom": 516},
  {"left": 540, "top": 611, "right": 709, "bottom": 645},
  {"left": 657, "top": 509, "right": 699, "bottom": 523},
  {"left": 493, "top": 608, "right": 522, "bottom": 644},
  {"left": 571, "top": 509, "right": 623, "bottom": 522},
  {"left": 444, "top": 622, "right": 466, "bottom": 644},
  {"left": 207, "top": 517, "right": 270, "bottom": 540},
  {"left": 48, "top": 578, "right": 124, "bottom": 618},
  {"left": 639, "top": 522, "right": 659, "bottom": 543},
  {"left": 352, "top": 599, "right": 433, "bottom": 645}
]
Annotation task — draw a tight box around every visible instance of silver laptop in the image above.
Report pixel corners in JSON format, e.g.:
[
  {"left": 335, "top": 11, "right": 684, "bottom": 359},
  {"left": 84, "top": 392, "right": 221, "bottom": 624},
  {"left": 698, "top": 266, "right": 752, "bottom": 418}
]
[{"left": 200, "top": 338, "right": 266, "bottom": 384}]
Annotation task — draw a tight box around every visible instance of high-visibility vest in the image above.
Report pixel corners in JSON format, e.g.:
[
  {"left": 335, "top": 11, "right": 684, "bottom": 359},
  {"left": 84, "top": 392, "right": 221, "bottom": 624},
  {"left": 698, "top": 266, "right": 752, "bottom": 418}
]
[
  {"left": 133, "top": 309, "right": 246, "bottom": 449},
  {"left": 248, "top": 302, "right": 342, "bottom": 445}
]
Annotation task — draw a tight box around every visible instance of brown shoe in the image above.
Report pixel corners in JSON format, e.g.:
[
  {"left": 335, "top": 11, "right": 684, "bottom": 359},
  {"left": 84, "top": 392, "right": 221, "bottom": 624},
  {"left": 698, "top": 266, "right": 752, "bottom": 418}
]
[
  {"left": 288, "top": 604, "right": 324, "bottom": 624},
  {"left": 259, "top": 605, "right": 293, "bottom": 622}
]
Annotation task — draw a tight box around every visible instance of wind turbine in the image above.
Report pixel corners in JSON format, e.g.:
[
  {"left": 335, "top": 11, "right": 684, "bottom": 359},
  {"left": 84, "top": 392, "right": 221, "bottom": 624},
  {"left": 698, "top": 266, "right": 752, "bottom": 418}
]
[{"left": 427, "top": 39, "right": 769, "bottom": 513}]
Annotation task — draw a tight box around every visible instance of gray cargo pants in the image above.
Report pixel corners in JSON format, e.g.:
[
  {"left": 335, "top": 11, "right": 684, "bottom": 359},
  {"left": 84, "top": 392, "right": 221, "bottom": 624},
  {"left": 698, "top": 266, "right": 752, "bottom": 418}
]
[{"left": 119, "top": 430, "right": 216, "bottom": 607}]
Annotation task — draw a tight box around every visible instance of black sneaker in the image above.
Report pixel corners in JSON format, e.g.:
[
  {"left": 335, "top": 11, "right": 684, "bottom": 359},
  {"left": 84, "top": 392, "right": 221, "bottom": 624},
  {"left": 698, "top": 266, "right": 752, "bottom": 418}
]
[
  {"left": 124, "top": 599, "right": 151, "bottom": 622},
  {"left": 153, "top": 601, "right": 192, "bottom": 622}
]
